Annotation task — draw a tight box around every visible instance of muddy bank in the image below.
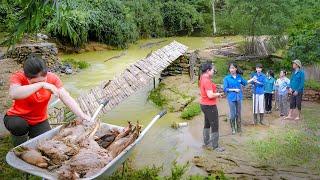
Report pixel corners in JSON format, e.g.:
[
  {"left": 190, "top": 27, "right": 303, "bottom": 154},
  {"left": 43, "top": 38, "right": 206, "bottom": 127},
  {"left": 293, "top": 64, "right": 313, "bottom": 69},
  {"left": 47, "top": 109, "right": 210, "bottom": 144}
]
[{"left": 156, "top": 75, "right": 320, "bottom": 179}]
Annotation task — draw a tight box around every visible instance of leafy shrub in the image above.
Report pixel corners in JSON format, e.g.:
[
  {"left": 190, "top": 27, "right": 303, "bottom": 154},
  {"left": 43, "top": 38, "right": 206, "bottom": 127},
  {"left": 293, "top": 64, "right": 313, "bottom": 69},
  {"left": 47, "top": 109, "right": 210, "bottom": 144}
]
[
  {"left": 88, "top": 0, "right": 138, "bottom": 48},
  {"left": 62, "top": 58, "right": 90, "bottom": 69},
  {"left": 286, "top": 22, "right": 320, "bottom": 66},
  {"left": 181, "top": 102, "right": 201, "bottom": 120},
  {"left": 148, "top": 83, "right": 167, "bottom": 107},
  {"left": 126, "top": 0, "right": 164, "bottom": 38},
  {"left": 47, "top": 8, "right": 90, "bottom": 47},
  {"left": 161, "top": 1, "right": 205, "bottom": 36},
  {"left": 305, "top": 79, "right": 320, "bottom": 90}
]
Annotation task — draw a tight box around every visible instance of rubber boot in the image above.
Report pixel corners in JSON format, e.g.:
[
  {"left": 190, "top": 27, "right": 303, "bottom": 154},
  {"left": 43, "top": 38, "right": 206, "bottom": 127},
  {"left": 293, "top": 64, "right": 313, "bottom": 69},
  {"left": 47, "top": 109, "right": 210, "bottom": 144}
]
[
  {"left": 203, "top": 128, "right": 210, "bottom": 147},
  {"left": 11, "top": 134, "right": 28, "bottom": 147},
  {"left": 253, "top": 114, "right": 258, "bottom": 125},
  {"left": 211, "top": 132, "right": 225, "bottom": 152},
  {"left": 236, "top": 116, "right": 242, "bottom": 133},
  {"left": 230, "top": 118, "right": 236, "bottom": 135},
  {"left": 259, "top": 113, "right": 264, "bottom": 125}
]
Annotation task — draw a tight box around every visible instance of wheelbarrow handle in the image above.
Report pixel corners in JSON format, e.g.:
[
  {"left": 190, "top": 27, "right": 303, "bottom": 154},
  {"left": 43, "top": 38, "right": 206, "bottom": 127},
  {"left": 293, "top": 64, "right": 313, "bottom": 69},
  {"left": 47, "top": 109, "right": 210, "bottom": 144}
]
[
  {"left": 158, "top": 109, "right": 167, "bottom": 118},
  {"left": 91, "top": 99, "right": 110, "bottom": 122},
  {"left": 102, "top": 99, "right": 110, "bottom": 107}
]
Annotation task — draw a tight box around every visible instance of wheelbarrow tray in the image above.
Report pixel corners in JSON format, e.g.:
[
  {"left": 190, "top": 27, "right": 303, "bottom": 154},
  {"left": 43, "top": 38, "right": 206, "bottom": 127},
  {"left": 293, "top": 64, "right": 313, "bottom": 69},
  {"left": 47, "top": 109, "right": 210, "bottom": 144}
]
[{"left": 6, "top": 123, "right": 139, "bottom": 179}]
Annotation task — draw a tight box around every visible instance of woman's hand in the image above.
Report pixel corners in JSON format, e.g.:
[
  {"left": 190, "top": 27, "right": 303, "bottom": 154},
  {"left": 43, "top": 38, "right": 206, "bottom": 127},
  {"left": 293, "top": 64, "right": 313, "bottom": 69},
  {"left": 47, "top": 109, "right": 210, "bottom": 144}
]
[
  {"left": 80, "top": 114, "right": 92, "bottom": 122},
  {"left": 41, "top": 82, "right": 59, "bottom": 97}
]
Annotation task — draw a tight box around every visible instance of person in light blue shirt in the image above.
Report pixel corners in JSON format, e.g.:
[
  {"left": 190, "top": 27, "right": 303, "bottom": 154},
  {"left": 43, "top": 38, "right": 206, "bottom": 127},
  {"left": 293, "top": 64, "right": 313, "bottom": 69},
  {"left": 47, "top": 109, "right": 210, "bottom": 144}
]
[
  {"left": 285, "top": 59, "right": 305, "bottom": 120},
  {"left": 264, "top": 70, "right": 276, "bottom": 114},
  {"left": 223, "top": 63, "right": 255, "bottom": 134},
  {"left": 250, "top": 63, "right": 266, "bottom": 125},
  {"left": 275, "top": 70, "right": 290, "bottom": 116}
]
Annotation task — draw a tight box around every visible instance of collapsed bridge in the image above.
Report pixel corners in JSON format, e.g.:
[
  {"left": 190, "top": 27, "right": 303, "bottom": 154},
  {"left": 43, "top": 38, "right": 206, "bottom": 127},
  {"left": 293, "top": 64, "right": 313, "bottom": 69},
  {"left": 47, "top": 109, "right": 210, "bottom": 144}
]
[{"left": 49, "top": 41, "right": 188, "bottom": 124}]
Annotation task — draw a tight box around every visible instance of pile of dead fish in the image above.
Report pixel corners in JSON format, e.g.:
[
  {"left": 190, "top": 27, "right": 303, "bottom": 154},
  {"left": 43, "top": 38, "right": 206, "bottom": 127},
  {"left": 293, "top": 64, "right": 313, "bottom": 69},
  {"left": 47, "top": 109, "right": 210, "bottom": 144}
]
[{"left": 13, "top": 121, "right": 141, "bottom": 179}]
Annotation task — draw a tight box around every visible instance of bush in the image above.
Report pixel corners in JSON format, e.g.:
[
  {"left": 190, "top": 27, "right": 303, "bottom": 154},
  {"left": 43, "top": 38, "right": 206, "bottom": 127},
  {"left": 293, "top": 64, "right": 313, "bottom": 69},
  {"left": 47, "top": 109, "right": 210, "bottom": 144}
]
[
  {"left": 181, "top": 102, "right": 201, "bottom": 120},
  {"left": 161, "top": 1, "right": 205, "bottom": 36},
  {"left": 88, "top": 0, "right": 138, "bottom": 48},
  {"left": 148, "top": 83, "right": 167, "bottom": 107},
  {"left": 286, "top": 22, "right": 320, "bottom": 66},
  {"left": 305, "top": 79, "right": 320, "bottom": 90},
  {"left": 62, "top": 58, "right": 90, "bottom": 69},
  {"left": 47, "top": 8, "right": 90, "bottom": 47},
  {"left": 125, "top": 0, "right": 164, "bottom": 38}
]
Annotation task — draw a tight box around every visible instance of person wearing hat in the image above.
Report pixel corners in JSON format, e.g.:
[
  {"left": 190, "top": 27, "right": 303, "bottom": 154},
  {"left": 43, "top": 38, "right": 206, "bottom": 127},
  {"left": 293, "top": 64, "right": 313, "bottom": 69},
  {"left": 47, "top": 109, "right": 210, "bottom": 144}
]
[
  {"left": 250, "top": 63, "right": 266, "bottom": 125},
  {"left": 285, "top": 59, "right": 305, "bottom": 120}
]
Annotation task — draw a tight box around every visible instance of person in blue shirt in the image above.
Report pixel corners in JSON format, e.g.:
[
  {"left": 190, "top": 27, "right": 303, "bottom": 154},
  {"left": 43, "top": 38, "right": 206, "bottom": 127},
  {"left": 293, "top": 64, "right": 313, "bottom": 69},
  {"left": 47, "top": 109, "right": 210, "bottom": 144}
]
[
  {"left": 223, "top": 63, "right": 255, "bottom": 134},
  {"left": 285, "top": 59, "right": 305, "bottom": 120},
  {"left": 264, "top": 70, "right": 276, "bottom": 114},
  {"left": 251, "top": 63, "right": 266, "bottom": 125}
]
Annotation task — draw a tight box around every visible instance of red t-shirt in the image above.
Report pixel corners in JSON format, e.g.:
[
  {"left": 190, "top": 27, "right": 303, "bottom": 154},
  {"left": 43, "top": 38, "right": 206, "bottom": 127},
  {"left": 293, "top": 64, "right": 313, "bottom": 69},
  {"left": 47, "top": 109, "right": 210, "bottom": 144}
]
[
  {"left": 6, "top": 71, "right": 63, "bottom": 125},
  {"left": 200, "top": 76, "right": 217, "bottom": 105}
]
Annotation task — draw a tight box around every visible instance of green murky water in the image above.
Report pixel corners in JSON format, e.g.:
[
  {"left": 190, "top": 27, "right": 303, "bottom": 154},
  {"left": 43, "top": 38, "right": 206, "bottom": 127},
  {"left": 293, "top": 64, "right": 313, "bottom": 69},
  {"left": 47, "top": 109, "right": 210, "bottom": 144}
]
[{"left": 60, "top": 36, "right": 240, "bottom": 174}]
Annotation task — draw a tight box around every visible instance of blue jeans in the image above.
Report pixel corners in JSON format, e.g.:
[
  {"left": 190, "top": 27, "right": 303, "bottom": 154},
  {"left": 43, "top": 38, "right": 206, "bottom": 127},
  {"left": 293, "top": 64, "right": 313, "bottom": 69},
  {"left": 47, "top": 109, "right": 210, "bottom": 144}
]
[{"left": 228, "top": 100, "right": 241, "bottom": 123}]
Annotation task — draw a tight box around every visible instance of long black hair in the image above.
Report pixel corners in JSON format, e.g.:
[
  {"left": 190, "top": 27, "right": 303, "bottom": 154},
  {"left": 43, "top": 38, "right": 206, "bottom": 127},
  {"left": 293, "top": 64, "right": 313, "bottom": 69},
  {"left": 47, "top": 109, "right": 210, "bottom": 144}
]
[
  {"left": 228, "top": 62, "right": 243, "bottom": 75},
  {"left": 23, "top": 54, "right": 48, "bottom": 78},
  {"left": 267, "top": 69, "right": 275, "bottom": 78},
  {"left": 198, "top": 61, "right": 213, "bottom": 86}
]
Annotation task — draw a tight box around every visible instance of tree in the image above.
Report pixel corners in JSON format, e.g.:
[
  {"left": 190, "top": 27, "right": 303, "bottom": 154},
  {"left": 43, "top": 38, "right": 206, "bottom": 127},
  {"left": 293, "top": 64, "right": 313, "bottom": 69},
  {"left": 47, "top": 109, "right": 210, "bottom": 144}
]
[
  {"left": 212, "top": 0, "right": 216, "bottom": 34},
  {"left": 217, "top": 0, "right": 292, "bottom": 54}
]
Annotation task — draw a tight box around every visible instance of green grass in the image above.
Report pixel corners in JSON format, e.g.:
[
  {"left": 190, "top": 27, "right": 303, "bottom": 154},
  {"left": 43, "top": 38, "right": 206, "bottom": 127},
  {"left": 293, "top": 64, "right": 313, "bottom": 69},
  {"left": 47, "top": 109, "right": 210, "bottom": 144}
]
[
  {"left": 181, "top": 102, "right": 201, "bottom": 120},
  {"left": 107, "top": 161, "right": 227, "bottom": 180},
  {"left": 0, "top": 136, "right": 40, "bottom": 180},
  {"left": 62, "top": 58, "right": 90, "bottom": 69},
  {"left": 250, "top": 104, "right": 320, "bottom": 172},
  {"left": 305, "top": 79, "right": 320, "bottom": 90},
  {"left": 148, "top": 83, "right": 167, "bottom": 107}
]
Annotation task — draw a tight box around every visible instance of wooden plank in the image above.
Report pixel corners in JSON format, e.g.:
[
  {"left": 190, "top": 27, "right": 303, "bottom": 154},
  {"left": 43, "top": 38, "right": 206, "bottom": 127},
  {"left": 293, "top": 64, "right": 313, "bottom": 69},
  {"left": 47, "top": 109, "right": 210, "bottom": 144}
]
[
  {"left": 154, "top": 49, "right": 171, "bottom": 64},
  {"left": 126, "top": 66, "right": 150, "bottom": 85},
  {"left": 123, "top": 70, "right": 140, "bottom": 90},
  {"left": 127, "top": 67, "right": 145, "bottom": 87},
  {"left": 134, "top": 61, "right": 156, "bottom": 77},
  {"left": 140, "top": 58, "right": 161, "bottom": 75}
]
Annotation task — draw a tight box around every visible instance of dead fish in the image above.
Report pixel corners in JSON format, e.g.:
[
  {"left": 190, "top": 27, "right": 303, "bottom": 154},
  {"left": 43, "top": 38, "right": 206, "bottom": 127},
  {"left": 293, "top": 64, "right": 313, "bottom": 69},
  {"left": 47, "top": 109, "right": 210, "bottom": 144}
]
[{"left": 14, "top": 146, "right": 49, "bottom": 168}]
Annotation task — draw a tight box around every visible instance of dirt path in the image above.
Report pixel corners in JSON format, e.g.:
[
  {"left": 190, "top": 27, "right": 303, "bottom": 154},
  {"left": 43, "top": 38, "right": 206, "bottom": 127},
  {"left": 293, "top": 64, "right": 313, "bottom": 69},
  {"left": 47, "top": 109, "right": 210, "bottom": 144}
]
[{"left": 160, "top": 75, "right": 320, "bottom": 179}]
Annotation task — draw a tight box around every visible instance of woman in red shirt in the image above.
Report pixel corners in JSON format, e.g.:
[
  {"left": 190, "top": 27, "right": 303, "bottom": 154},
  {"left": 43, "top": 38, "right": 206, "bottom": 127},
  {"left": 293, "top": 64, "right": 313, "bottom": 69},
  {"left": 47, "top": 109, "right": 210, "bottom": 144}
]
[
  {"left": 3, "top": 54, "right": 91, "bottom": 146},
  {"left": 199, "top": 62, "right": 224, "bottom": 152}
]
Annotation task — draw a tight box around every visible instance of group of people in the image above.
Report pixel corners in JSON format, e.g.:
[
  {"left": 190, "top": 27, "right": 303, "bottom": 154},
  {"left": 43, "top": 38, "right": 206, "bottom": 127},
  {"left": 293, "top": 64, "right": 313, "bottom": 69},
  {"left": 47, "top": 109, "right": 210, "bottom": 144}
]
[
  {"left": 2, "top": 53, "right": 305, "bottom": 155},
  {"left": 199, "top": 59, "right": 305, "bottom": 152}
]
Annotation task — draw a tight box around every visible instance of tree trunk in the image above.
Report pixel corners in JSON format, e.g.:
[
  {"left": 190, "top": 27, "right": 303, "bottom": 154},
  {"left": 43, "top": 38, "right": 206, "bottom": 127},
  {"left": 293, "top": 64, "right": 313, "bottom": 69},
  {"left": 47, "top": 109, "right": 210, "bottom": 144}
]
[{"left": 212, "top": 0, "right": 217, "bottom": 35}]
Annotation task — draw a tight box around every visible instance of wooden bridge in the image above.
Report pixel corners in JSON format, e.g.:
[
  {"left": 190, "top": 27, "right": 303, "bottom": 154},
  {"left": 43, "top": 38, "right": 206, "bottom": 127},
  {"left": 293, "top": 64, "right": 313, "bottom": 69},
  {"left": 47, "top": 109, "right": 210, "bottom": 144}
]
[{"left": 49, "top": 41, "right": 188, "bottom": 123}]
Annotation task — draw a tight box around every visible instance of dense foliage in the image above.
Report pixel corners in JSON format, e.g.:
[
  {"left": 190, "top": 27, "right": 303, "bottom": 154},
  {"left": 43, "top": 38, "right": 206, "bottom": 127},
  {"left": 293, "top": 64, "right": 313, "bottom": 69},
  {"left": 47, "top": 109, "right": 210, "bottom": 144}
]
[{"left": 0, "top": 0, "right": 319, "bottom": 67}]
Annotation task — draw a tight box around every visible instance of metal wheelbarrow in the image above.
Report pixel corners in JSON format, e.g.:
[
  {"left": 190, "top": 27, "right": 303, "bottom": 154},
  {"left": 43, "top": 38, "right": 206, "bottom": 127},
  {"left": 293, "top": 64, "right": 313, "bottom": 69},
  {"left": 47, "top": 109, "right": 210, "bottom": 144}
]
[{"left": 6, "top": 99, "right": 167, "bottom": 179}]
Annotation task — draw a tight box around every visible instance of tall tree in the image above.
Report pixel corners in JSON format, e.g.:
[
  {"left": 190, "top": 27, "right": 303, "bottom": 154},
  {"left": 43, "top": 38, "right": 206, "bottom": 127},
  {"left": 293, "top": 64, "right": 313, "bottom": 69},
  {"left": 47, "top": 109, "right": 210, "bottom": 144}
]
[{"left": 212, "top": 0, "right": 216, "bottom": 34}]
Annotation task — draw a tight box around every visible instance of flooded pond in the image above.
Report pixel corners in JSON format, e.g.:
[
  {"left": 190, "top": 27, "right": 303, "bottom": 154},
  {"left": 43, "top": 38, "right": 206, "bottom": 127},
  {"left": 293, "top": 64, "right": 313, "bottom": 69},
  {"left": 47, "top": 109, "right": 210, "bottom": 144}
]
[{"left": 60, "top": 36, "right": 240, "bottom": 175}]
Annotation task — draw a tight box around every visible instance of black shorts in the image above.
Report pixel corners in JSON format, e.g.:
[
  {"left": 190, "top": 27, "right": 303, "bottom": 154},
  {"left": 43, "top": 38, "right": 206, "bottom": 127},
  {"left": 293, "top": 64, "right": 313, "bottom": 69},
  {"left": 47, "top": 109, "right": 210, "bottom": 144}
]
[
  {"left": 289, "top": 92, "right": 303, "bottom": 110},
  {"left": 3, "top": 115, "right": 51, "bottom": 138}
]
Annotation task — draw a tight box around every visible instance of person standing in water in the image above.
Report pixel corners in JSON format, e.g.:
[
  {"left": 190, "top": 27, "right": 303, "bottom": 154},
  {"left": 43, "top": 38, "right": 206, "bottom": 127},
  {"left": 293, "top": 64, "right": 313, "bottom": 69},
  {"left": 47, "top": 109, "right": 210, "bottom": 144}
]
[
  {"left": 285, "top": 59, "right": 305, "bottom": 120},
  {"left": 264, "top": 70, "right": 276, "bottom": 114},
  {"left": 275, "top": 70, "right": 290, "bottom": 117},
  {"left": 251, "top": 63, "right": 266, "bottom": 125},
  {"left": 223, "top": 63, "right": 255, "bottom": 134},
  {"left": 199, "top": 62, "right": 224, "bottom": 152}
]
